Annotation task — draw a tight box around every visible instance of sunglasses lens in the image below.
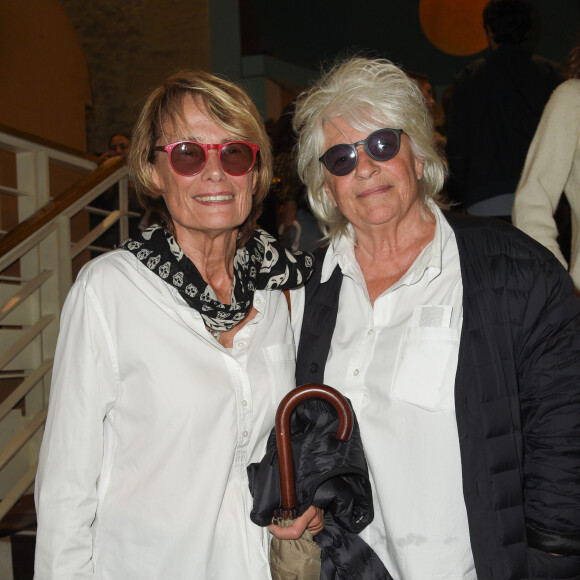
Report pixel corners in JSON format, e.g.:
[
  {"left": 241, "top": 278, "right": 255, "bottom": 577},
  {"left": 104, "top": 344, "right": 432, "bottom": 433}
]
[
  {"left": 170, "top": 142, "right": 206, "bottom": 175},
  {"left": 368, "top": 130, "right": 400, "bottom": 161},
  {"left": 321, "top": 130, "right": 401, "bottom": 176},
  {"left": 165, "top": 141, "right": 257, "bottom": 176},
  {"left": 323, "top": 145, "right": 357, "bottom": 176},
  {"left": 219, "top": 142, "right": 256, "bottom": 175}
]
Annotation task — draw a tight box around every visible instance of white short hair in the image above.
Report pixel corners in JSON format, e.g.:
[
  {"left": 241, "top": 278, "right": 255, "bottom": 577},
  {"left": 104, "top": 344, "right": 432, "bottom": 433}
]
[{"left": 293, "top": 57, "right": 447, "bottom": 242}]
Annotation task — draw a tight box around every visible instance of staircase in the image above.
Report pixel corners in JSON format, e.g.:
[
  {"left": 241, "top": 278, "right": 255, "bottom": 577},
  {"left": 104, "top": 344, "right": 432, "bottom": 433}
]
[{"left": 0, "top": 125, "right": 131, "bottom": 578}]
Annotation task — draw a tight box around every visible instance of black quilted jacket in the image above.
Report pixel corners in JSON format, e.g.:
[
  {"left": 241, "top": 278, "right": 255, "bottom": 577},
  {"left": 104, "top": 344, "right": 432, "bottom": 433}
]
[{"left": 296, "top": 212, "right": 580, "bottom": 579}]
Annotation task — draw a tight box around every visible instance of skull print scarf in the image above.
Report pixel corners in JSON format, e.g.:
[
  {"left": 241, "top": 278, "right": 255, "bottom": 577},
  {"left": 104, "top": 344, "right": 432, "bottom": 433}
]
[{"left": 121, "top": 225, "right": 314, "bottom": 333}]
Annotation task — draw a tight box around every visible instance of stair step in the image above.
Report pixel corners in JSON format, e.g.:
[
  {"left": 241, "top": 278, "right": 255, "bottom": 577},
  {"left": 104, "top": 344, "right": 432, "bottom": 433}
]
[{"left": 0, "top": 494, "right": 36, "bottom": 538}]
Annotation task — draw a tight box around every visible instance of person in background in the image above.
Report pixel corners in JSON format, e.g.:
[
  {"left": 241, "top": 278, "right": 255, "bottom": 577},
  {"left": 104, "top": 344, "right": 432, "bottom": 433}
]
[
  {"left": 406, "top": 70, "right": 447, "bottom": 157},
  {"left": 34, "top": 69, "right": 321, "bottom": 579},
  {"left": 446, "top": 0, "right": 561, "bottom": 220},
  {"left": 269, "top": 101, "right": 322, "bottom": 252},
  {"left": 94, "top": 132, "right": 145, "bottom": 244},
  {"left": 277, "top": 197, "right": 302, "bottom": 251},
  {"left": 406, "top": 70, "right": 436, "bottom": 107},
  {"left": 512, "top": 39, "right": 580, "bottom": 291},
  {"left": 291, "top": 56, "right": 580, "bottom": 579},
  {"left": 98, "top": 133, "right": 131, "bottom": 163}
]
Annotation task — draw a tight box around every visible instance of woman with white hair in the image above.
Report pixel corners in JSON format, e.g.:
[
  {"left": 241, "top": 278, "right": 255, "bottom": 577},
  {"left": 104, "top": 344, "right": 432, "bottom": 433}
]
[{"left": 291, "top": 57, "right": 580, "bottom": 579}]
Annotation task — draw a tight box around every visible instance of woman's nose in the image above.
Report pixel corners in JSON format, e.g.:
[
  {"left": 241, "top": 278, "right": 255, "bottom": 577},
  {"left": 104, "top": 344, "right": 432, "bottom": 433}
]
[
  {"left": 354, "top": 147, "right": 379, "bottom": 177},
  {"left": 202, "top": 149, "right": 225, "bottom": 179}
]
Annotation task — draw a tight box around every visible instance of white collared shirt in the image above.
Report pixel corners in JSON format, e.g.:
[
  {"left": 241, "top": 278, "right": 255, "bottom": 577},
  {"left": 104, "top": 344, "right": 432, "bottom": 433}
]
[
  {"left": 292, "top": 204, "right": 476, "bottom": 579},
  {"left": 35, "top": 250, "right": 295, "bottom": 580}
]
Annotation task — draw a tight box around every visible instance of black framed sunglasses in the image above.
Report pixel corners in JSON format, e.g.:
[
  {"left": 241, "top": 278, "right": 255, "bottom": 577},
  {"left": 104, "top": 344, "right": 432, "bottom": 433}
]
[
  {"left": 152, "top": 140, "right": 260, "bottom": 176},
  {"left": 319, "top": 128, "right": 404, "bottom": 176}
]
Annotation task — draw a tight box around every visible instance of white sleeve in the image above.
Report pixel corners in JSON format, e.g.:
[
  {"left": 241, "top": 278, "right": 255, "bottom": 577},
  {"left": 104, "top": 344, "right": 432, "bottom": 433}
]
[
  {"left": 34, "top": 275, "right": 119, "bottom": 579},
  {"left": 513, "top": 81, "right": 580, "bottom": 269}
]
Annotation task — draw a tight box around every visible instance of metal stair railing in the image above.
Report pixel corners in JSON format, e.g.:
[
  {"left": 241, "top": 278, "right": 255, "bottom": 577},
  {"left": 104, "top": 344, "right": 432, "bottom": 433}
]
[{"left": 0, "top": 129, "right": 129, "bottom": 522}]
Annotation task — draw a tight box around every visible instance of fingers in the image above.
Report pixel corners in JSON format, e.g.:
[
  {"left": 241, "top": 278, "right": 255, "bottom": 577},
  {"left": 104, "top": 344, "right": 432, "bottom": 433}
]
[
  {"left": 268, "top": 506, "right": 325, "bottom": 539},
  {"left": 268, "top": 520, "right": 306, "bottom": 540},
  {"left": 306, "top": 507, "right": 324, "bottom": 535}
]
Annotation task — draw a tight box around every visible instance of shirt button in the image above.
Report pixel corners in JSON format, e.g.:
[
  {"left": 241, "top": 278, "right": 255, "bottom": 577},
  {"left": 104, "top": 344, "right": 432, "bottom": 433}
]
[
  {"left": 367, "top": 329, "right": 374, "bottom": 335},
  {"left": 241, "top": 400, "right": 248, "bottom": 407},
  {"left": 309, "top": 362, "right": 318, "bottom": 374},
  {"left": 353, "top": 369, "right": 359, "bottom": 376},
  {"left": 238, "top": 341, "right": 247, "bottom": 349},
  {"left": 242, "top": 430, "right": 249, "bottom": 438},
  {"left": 255, "top": 297, "right": 262, "bottom": 305}
]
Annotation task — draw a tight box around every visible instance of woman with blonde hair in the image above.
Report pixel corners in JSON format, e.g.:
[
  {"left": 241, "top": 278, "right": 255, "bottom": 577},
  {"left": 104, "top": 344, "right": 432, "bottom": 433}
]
[{"left": 34, "top": 69, "right": 320, "bottom": 579}]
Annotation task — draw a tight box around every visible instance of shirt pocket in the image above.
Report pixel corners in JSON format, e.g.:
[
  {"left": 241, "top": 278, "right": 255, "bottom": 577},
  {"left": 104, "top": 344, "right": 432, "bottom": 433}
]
[
  {"left": 263, "top": 343, "right": 296, "bottom": 407},
  {"left": 391, "top": 326, "right": 460, "bottom": 413}
]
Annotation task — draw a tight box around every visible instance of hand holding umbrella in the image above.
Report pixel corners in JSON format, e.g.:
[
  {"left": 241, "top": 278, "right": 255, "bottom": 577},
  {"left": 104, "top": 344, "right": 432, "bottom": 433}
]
[
  {"left": 267, "top": 384, "right": 353, "bottom": 579},
  {"left": 268, "top": 505, "right": 325, "bottom": 539}
]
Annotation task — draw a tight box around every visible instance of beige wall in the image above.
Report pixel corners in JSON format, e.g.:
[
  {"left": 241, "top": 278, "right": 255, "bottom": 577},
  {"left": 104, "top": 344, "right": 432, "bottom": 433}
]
[
  {"left": 59, "top": 0, "right": 211, "bottom": 155},
  {"left": 0, "top": 0, "right": 92, "bottom": 235},
  {"left": 0, "top": 0, "right": 91, "bottom": 151},
  {"left": 1, "top": 1, "right": 212, "bottom": 156},
  {"left": 1, "top": 0, "right": 213, "bottom": 231}
]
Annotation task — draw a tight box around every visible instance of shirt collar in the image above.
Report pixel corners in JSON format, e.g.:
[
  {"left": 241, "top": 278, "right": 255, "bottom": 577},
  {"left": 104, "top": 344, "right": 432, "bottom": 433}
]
[{"left": 320, "top": 201, "right": 453, "bottom": 287}]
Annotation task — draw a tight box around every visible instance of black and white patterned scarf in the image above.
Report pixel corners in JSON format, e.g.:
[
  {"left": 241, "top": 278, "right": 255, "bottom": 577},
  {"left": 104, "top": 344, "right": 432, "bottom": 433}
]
[{"left": 121, "top": 225, "right": 314, "bottom": 333}]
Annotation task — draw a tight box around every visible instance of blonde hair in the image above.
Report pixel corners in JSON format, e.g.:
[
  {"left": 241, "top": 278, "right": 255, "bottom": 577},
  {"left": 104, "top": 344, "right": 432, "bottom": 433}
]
[
  {"left": 293, "top": 57, "right": 447, "bottom": 243},
  {"left": 130, "top": 69, "right": 272, "bottom": 246}
]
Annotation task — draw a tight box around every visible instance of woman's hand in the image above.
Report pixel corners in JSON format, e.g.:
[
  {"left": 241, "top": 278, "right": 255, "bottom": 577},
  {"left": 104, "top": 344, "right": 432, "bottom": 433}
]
[{"left": 268, "top": 505, "right": 324, "bottom": 539}]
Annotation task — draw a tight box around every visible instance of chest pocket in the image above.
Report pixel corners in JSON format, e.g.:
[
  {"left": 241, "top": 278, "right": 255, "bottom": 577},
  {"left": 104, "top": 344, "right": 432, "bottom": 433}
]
[
  {"left": 391, "top": 326, "right": 460, "bottom": 413},
  {"left": 263, "top": 343, "right": 296, "bottom": 408}
]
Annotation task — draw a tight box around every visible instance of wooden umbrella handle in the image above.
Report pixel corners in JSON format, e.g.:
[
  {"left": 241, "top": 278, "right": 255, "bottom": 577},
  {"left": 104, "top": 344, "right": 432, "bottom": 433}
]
[{"left": 275, "top": 383, "right": 354, "bottom": 511}]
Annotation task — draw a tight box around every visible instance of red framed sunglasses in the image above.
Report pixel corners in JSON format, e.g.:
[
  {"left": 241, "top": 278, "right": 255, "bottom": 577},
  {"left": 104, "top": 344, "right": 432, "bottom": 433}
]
[{"left": 152, "top": 140, "right": 260, "bottom": 176}]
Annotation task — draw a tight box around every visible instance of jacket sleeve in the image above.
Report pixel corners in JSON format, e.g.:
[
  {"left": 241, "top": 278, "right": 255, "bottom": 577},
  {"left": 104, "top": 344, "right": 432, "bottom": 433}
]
[
  {"left": 517, "top": 252, "right": 580, "bottom": 558},
  {"left": 512, "top": 81, "right": 580, "bottom": 270},
  {"left": 34, "top": 275, "right": 119, "bottom": 579}
]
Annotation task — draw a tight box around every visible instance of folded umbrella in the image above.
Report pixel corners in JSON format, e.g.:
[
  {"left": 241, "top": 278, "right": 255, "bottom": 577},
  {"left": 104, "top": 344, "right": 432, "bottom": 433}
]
[
  {"left": 271, "top": 384, "right": 353, "bottom": 579},
  {"left": 248, "top": 383, "right": 393, "bottom": 579}
]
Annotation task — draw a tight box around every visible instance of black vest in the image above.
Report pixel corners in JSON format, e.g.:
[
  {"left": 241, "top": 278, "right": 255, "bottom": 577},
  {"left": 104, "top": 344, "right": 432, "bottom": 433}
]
[{"left": 295, "top": 247, "right": 342, "bottom": 386}]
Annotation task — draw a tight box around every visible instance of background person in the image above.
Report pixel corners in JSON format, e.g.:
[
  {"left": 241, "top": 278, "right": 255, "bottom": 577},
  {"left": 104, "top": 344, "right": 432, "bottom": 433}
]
[
  {"left": 93, "top": 132, "right": 145, "bottom": 246},
  {"left": 98, "top": 132, "right": 131, "bottom": 163},
  {"left": 291, "top": 56, "right": 580, "bottom": 579},
  {"left": 268, "top": 101, "right": 322, "bottom": 252},
  {"left": 513, "top": 39, "right": 580, "bottom": 291},
  {"left": 406, "top": 70, "right": 446, "bottom": 156},
  {"left": 34, "top": 70, "right": 319, "bottom": 579},
  {"left": 446, "top": 0, "right": 561, "bottom": 220},
  {"left": 277, "top": 197, "right": 302, "bottom": 251}
]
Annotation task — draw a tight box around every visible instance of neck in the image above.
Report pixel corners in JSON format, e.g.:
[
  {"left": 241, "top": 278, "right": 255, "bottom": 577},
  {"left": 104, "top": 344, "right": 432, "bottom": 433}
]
[
  {"left": 352, "top": 206, "right": 436, "bottom": 303},
  {"left": 352, "top": 203, "right": 434, "bottom": 258},
  {"left": 174, "top": 225, "right": 239, "bottom": 303}
]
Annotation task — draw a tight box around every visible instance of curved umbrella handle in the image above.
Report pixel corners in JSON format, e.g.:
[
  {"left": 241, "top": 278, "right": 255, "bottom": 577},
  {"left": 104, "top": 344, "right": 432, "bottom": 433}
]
[{"left": 275, "top": 383, "right": 354, "bottom": 511}]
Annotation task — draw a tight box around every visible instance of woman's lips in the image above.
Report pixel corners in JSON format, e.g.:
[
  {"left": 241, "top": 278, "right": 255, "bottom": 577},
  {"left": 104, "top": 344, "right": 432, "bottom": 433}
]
[
  {"left": 357, "top": 185, "right": 391, "bottom": 199},
  {"left": 193, "top": 194, "right": 234, "bottom": 203}
]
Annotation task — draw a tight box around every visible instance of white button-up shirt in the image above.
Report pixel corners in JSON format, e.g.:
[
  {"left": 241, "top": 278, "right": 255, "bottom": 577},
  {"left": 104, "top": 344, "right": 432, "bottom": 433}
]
[
  {"left": 35, "top": 250, "right": 294, "bottom": 579},
  {"left": 292, "top": 205, "right": 476, "bottom": 579}
]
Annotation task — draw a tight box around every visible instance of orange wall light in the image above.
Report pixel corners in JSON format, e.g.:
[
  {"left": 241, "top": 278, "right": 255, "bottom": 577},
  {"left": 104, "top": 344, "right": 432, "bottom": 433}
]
[{"left": 419, "top": 0, "right": 489, "bottom": 56}]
